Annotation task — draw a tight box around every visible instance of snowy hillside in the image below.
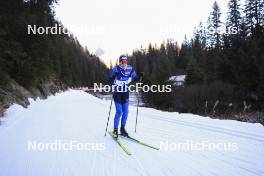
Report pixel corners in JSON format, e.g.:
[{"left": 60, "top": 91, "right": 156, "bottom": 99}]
[{"left": 0, "top": 90, "right": 264, "bottom": 176}]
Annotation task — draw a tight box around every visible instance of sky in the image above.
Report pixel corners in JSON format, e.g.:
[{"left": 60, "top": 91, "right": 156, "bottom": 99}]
[{"left": 55, "top": 0, "right": 229, "bottom": 64}]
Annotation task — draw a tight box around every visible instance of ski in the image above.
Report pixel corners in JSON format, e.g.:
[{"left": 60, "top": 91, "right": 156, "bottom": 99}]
[
  {"left": 108, "top": 131, "right": 132, "bottom": 155},
  {"left": 119, "top": 134, "right": 160, "bottom": 150}
]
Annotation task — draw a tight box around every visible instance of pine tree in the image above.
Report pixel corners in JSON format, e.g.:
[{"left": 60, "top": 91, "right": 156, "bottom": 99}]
[
  {"left": 244, "top": 0, "right": 264, "bottom": 34},
  {"left": 208, "top": 1, "right": 222, "bottom": 48},
  {"left": 185, "top": 57, "right": 204, "bottom": 85},
  {"left": 227, "top": 0, "right": 242, "bottom": 31},
  {"left": 194, "top": 22, "right": 207, "bottom": 48},
  {"left": 177, "top": 36, "right": 191, "bottom": 69}
]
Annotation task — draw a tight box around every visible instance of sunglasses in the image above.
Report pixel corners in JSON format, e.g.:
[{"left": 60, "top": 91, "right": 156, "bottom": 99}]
[{"left": 119, "top": 60, "right": 127, "bottom": 64}]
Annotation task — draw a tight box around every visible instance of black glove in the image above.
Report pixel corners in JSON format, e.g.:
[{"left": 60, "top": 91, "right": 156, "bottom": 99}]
[
  {"left": 108, "top": 72, "right": 119, "bottom": 85},
  {"left": 114, "top": 71, "right": 119, "bottom": 77}
]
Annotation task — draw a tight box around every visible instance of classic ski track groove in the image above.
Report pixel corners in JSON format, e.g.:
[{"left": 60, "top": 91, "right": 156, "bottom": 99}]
[{"left": 142, "top": 113, "right": 264, "bottom": 142}]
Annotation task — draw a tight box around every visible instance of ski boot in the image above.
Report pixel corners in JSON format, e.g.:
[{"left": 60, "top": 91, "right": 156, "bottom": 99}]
[
  {"left": 112, "top": 128, "right": 118, "bottom": 138},
  {"left": 120, "top": 125, "right": 129, "bottom": 137}
]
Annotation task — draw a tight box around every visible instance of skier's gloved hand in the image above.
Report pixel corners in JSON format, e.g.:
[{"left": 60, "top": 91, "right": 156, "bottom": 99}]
[
  {"left": 114, "top": 71, "right": 119, "bottom": 77},
  {"left": 108, "top": 72, "right": 118, "bottom": 85}
]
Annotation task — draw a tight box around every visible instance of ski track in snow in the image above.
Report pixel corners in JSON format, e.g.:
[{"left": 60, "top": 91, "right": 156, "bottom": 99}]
[{"left": 0, "top": 90, "right": 264, "bottom": 176}]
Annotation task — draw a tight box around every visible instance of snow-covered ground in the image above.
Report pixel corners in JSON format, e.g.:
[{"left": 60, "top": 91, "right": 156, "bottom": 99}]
[{"left": 0, "top": 90, "right": 264, "bottom": 176}]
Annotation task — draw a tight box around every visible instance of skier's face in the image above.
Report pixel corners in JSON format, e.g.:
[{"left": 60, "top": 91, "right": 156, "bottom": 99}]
[{"left": 119, "top": 60, "right": 127, "bottom": 69}]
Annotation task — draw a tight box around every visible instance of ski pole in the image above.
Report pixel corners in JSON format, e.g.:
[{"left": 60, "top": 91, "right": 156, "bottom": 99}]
[
  {"left": 134, "top": 75, "right": 143, "bottom": 133},
  {"left": 104, "top": 95, "right": 113, "bottom": 136},
  {"left": 134, "top": 74, "right": 143, "bottom": 133},
  {"left": 104, "top": 74, "right": 118, "bottom": 136},
  {"left": 134, "top": 90, "right": 140, "bottom": 133}
]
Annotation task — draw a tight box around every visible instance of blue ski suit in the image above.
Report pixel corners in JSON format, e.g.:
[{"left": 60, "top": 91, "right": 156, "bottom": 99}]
[{"left": 109, "top": 65, "right": 140, "bottom": 129}]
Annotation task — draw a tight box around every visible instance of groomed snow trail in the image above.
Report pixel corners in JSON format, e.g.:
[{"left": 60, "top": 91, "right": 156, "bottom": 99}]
[{"left": 0, "top": 90, "right": 264, "bottom": 176}]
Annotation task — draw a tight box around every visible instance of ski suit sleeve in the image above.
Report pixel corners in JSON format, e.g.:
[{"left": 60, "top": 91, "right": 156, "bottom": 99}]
[
  {"left": 108, "top": 66, "right": 119, "bottom": 85},
  {"left": 130, "top": 67, "right": 140, "bottom": 82}
]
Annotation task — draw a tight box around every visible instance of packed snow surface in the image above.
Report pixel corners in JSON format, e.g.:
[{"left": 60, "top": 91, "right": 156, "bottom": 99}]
[{"left": 0, "top": 90, "right": 264, "bottom": 176}]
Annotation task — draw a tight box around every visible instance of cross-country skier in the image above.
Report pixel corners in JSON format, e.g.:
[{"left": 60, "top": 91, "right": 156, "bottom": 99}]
[{"left": 109, "top": 55, "right": 143, "bottom": 138}]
